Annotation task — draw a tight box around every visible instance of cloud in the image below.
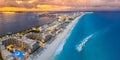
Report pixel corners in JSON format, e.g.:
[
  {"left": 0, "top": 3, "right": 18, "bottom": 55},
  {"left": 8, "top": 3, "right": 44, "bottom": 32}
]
[
  {"left": 0, "top": 0, "right": 120, "bottom": 11},
  {"left": 0, "top": 0, "right": 119, "bottom": 7}
]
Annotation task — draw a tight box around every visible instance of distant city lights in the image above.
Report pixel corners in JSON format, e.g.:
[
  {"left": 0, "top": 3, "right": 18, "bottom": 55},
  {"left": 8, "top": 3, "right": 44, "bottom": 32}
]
[{"left": 16, "top": 0, "right": 23, "bottom": 4}]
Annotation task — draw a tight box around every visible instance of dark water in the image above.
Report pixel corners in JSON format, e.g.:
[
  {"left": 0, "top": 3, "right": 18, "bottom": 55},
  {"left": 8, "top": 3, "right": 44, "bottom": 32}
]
[
  {"left": 0, "top": 12, "right": 54, "bottom": 35},
  {"left": 52, "top": 12, "right": 120, "bottom": 60}
]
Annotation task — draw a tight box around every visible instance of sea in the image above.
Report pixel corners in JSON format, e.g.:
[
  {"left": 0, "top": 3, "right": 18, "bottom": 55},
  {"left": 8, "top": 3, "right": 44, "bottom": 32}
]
[
  {"left": 51, "top": 12, "right": 120, "bottom": 60},
  {"left": 0, "top": 12, "right": 54, "bottom": 36}
]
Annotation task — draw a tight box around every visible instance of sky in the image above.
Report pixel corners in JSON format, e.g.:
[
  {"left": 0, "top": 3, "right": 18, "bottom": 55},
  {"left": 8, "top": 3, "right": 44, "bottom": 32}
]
[{"left": 0, "top": 0, "right": 120, "bottom": 11}]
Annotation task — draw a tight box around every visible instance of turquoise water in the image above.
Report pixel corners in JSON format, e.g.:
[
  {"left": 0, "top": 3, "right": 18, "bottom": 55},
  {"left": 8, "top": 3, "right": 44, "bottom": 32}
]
[{"left": 51, "top": 12, "right": 120, "bottom": 60}]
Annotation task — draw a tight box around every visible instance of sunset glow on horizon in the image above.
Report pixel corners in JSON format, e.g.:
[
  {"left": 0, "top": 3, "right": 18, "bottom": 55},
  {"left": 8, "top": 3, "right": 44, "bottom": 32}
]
[
  {"left": 0, "top": 0, "right": 120, "bottom": 11},
  {"left": 0, "top": 5, "right": 71, "bottom": 11}
]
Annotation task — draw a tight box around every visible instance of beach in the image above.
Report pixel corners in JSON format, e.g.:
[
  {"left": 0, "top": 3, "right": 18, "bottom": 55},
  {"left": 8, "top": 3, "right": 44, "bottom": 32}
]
[
  {"left": 29, "top": 16, "right": 81, "bottom": 60},
  {"left": 50, "top": 12, "right": 120, "bottom": 60},
  {"left": 0, "top": 12, "right": 84, "bottom": 60}
]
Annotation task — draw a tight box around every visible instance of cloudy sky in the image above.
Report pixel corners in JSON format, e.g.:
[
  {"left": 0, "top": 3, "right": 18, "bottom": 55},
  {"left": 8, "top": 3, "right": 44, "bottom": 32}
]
[{"left": 0, "top": 0, "right": 120, "bottom": 11}]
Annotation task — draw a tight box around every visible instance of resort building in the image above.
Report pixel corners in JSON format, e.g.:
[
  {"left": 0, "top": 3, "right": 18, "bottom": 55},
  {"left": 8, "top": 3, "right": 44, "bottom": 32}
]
[
  {"left": 0, "top": 37, "right": 40, "bottom": 60},
  {"left": 26, "top": 32, "right": 52, "bottom": 43}
]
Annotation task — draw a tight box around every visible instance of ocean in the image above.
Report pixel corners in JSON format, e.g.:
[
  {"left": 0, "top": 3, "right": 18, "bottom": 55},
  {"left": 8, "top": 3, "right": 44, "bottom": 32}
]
[{"left": 51, "top": 12, "right": 120, "bottom": 60}]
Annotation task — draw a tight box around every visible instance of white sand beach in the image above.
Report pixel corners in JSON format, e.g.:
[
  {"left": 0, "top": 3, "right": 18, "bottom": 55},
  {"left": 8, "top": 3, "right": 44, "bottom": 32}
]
[{"left": 27, "top": 15, "right": 82, "bottom": 60}]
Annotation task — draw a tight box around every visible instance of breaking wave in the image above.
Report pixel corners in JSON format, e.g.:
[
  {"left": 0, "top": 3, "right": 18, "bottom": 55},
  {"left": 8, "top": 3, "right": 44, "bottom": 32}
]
[{"left": 76, "top": 34, "right": 94, "bottom": 52}]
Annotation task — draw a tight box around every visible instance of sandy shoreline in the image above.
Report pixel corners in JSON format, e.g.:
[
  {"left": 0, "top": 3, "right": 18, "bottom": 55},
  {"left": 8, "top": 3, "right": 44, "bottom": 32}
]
[
  {"left": 27, "top": 15, "right": 82, "bottom": 60},
  {"left": 38, "top": 17, "right": 80, "bottom": 60}
]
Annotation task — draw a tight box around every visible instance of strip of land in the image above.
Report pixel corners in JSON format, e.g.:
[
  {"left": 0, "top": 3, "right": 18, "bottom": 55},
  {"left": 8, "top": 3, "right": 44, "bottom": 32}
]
[
  {"left": 0, "top": 12, "right": 85, "bottom": 60},
  {"left": 29, "top": 16, "right": 81, "bottom": 60}
]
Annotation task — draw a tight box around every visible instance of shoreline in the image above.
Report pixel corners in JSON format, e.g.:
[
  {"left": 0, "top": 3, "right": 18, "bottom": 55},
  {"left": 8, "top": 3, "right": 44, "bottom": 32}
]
[
  {"left": 33, "top": 15, "right": 82, "bottom": 60},
  {"left": 50, "top": 13, "right": 86, "bottom": 60},
  {"left": 0, "top": 12, "right": 87, "bottom": 60}
]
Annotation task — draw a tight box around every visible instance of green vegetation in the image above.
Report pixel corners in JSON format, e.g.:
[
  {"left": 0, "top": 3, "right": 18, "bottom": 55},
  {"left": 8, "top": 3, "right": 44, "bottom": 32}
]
[{"left": 0, "top": 52, "right": 3, "bottom": 60}]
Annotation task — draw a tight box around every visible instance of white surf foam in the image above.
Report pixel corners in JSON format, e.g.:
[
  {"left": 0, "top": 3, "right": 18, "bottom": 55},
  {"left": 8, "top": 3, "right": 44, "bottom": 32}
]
[
  {"left": 52, "top": 14, "right": 86, "bottom": 56},
  {"left": 76, "top": 34, "right": 94, "bottom": 52}
]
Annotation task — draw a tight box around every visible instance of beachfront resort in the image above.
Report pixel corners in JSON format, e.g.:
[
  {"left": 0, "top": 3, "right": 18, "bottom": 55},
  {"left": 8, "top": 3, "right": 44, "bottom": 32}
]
[{"left": 0, "top": 12, "right": 84, "bottom": 60}]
